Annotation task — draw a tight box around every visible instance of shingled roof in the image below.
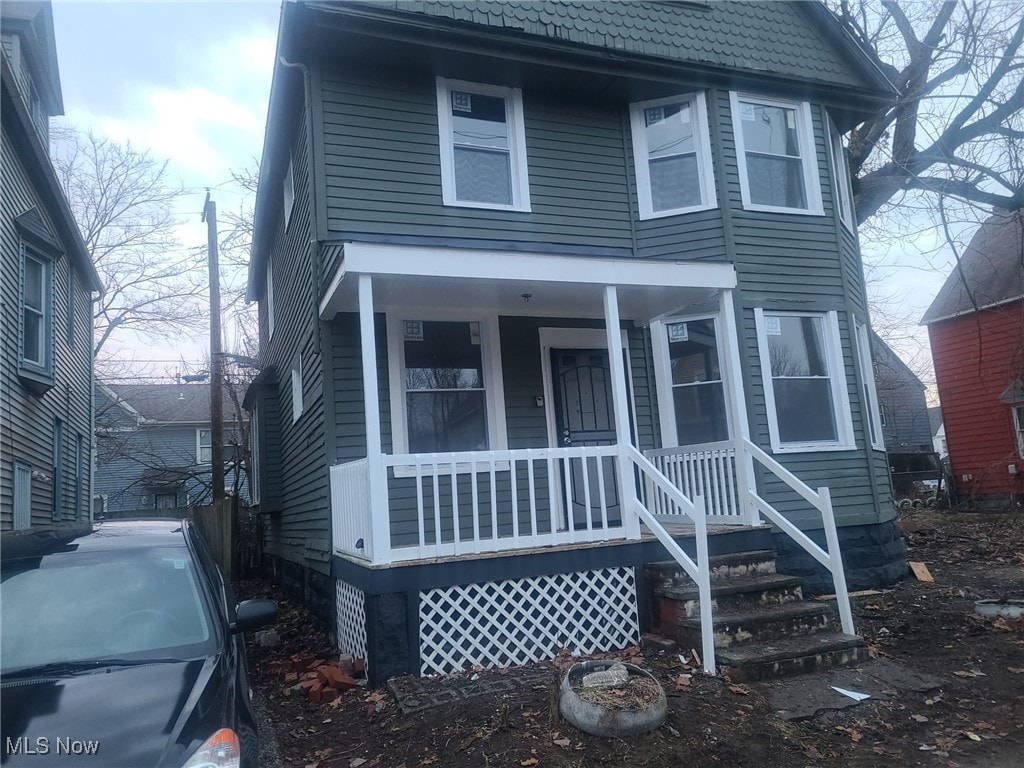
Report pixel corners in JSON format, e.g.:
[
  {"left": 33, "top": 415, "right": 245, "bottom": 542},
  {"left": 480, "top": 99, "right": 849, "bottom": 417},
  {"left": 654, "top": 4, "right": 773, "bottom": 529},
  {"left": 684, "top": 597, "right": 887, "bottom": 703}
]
[
  {"left": 921, "top": 208, "right": 1024, "bottom": 325},
  {"left": 336, "top": 0, "right": 876, "bottom": 88},
  {"left": 98, "top": 383, "right": 246, "bottom": 425}
]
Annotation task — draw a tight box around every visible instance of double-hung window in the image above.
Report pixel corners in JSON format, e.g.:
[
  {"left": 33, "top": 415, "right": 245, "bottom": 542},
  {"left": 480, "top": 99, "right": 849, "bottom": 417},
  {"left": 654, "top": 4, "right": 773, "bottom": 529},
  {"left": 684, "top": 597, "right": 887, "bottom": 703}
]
[
  {"left": 629, "top": 93, "right": 716, "bottom": 219},
  {"left": 250, "top": 403, "right": 261, "bottom": 505},
  {"left": 731, "top": 93, "right": 822, "bottom": 215},
  {"left": 403, "top": 321, "right": 488, "bottom": 453},
  {"left": 655, "top": 318, "right": 729, "bottom": 445},
  {"left": 854, "top": 321, "right": 885, "bottom": 451},
  {"left": 21, "top": 246, "right": 51, "bottom": 374},
  {"left": 436, "top": 78, "right": 530, "bottom": 211},
  {"left": 754, "top": 309, "right": 853, "bottom": 452},
  {"left": 197, "top": 429, "right": 212, "bottom": 464},
  {"left": 1013, "top": 405, "right": 1024, "bottom": 459},
  {"left": 827, "top": 117, "right": 855, "bottom": 229}
]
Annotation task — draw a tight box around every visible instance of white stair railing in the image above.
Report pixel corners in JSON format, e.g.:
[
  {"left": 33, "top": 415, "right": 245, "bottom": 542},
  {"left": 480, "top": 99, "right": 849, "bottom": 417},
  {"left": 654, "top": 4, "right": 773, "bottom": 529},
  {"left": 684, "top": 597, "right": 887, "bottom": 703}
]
[
  {"left": 739, "top": 437, "right": 855, "bottom": 636},
  {"left": 624, "top": 445, "right": 716, "bottom": 675}
]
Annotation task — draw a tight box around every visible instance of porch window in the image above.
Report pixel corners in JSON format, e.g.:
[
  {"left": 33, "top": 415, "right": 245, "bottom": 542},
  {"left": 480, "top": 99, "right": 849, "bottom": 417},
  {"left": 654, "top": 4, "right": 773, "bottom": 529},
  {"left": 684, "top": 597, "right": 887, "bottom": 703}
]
[
  {"left": 436, "top": 77, "right": 531, "bottom": 211},
  {"left": 197, "top": 429, "right": 212, "bottom": 464},
  {"left": 854, "top": 321, "right": 885, "bottom": 451},
  {"left": 665, "top": 318, "right": 728, "bottom": 444},
  {"left": 755, "top": 309, "right": 853, "bottom": 452},
  {"left": 629, "top": 93, "right": 715, "bottom": 219},
  {"left": 731, "top": 93, "right": 822, "bottom": 215},
  {"left": 403, "top": 320, "right": 488, "bottom": 453}
]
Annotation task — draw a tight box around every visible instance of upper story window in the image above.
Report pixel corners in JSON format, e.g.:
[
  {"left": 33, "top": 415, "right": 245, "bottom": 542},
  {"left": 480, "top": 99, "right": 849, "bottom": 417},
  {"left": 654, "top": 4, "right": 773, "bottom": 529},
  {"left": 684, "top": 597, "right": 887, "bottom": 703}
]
[
  {"left": 197, "top": 429, "right": 212, "bottom": 464},
  {"left": 21, "top": 245, "right": 52, "bottom": 377},
  {"left": 283, "top": 156, "right": 295, "bottom": 230},
  {"left": 827, "top": 117, "right": 855, "bottom": 230},
  {"left": 754, "top": 309, "right": 853, "bottom": 453},
  {"left": 265, "top": 261, "right": 275, "bottom": 340},
  {"left": 731, "top": 93, "right": 823, "bottom": 215},
  {"left": 435, "top": 78, "right": 531, "bottom": 212},
  {"left": 291, "top": 355, "right": 304, "bottom": 424},
  {"left": 629, "top": 93, "right": 716, "bottom": 219},
  {"left": 1013, "top": 405, "right": 1024, "bottom": 458}
]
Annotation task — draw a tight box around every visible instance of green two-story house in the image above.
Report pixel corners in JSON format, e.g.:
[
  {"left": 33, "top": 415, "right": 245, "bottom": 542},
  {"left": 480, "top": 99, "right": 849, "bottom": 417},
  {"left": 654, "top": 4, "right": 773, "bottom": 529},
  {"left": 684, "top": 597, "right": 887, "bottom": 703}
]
[{"left": 246, "top": 0, "right": 905, "bottom": 683}]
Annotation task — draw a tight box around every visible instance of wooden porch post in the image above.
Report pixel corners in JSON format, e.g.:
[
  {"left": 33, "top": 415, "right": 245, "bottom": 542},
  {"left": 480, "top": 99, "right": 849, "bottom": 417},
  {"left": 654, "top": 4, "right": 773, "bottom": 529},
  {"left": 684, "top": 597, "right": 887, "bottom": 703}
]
[
  {"left": 718, "top": 288, "right": 759, "bottom": 526},
  {"left": 358, "top": 274, "right": 391, "bottom": 564},
  {"left": 603, "top": 285, "right": 641, "bottom": 539}
]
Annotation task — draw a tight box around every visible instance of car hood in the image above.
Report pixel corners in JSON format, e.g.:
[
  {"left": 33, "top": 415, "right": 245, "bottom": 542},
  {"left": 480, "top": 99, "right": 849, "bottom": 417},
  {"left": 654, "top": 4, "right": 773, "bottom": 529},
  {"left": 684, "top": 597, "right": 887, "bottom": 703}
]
[{"left": 1, "top": 657, "right": 225, "bottom": 768}]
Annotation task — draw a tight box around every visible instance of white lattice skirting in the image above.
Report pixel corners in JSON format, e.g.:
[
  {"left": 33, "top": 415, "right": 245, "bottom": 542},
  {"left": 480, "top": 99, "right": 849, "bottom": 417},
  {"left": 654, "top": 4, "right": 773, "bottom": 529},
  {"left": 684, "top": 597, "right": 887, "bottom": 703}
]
[
  {"left": 418, "top": 567, "right": 639, "bottom": 676},
  {"left": 335, "top": 580, "right": 368, "bottom": 666}
]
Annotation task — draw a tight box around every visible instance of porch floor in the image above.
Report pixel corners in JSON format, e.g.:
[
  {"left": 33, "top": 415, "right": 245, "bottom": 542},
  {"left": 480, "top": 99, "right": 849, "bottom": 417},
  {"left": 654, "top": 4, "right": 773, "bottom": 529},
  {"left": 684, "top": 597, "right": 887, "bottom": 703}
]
[{"left": 341, "top": 524, "right": 769, "bottom": 569}]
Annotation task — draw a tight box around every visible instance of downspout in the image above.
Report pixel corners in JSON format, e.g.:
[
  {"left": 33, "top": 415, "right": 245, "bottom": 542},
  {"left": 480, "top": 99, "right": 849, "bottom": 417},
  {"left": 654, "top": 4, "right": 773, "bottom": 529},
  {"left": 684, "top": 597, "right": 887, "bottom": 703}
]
[{"left": 279, "top": 56, "right": 323, "bottom": 355}]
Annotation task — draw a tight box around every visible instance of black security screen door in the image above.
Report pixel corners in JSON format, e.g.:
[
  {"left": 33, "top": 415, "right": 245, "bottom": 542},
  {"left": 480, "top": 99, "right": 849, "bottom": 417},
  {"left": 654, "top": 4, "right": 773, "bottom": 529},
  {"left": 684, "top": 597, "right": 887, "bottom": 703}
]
[{"left": 551, "top": 349, "right": 621, "bottom": 528}]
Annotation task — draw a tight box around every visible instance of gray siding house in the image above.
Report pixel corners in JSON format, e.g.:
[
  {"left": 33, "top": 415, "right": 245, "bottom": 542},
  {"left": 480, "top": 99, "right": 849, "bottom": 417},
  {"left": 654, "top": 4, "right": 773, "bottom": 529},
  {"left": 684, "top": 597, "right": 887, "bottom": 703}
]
[
  {"left": 94, "top": 383, "right": 249, "bottom": 516},
  {"left": 1, "top": 0, "right": 101, "bottom": 531},
  {"left": 246, "top": 0, "right": 905, "bottom": 682}
]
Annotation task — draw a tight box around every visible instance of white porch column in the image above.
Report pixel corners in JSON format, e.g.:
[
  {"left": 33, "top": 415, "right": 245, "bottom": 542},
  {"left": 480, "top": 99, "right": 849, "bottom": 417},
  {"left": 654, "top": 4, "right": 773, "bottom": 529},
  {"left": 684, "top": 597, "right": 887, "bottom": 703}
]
[
  {"left": 718, "top": 288, "right": 759, "bottom": 526},
  {"left": 603, "top": 285, "right": 641, "bottom": 539},
  {"left": 358, "top": 274, "right": 391, "bottom": 564}
]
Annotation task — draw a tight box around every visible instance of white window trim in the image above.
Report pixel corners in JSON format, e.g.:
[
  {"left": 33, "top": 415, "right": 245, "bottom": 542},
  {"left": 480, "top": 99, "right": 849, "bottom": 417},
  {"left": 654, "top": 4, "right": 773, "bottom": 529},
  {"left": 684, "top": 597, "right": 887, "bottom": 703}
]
[
  {"left": 629, "top": 92, "right": 717, "bottom": 220},
  {"left": 827, "top": 116, "right": 855, "bottom": 230},
  {"left": 435, "top": 77, "right": 531, "bottom": 213},
  {"left": 250, "top": 403, "right": 261, "bottom": 505},
  {"left": 283, "top": 155, "right": 295, "bottom": 230},
  {"left": 291, "top": 355, "right": 304, "bottom": 424},
  {"left": 730, "top": 92, "right": 824, "bottom": 216},
  {"left": 386, "top": 312, "right": 508, "bottom": 467},
  {"left": 266, "top": 261, "right": 275, "bottom": 340},
  {"left": 650, "top": 314, "right": 731, "bottom": 448},
  {"left": 854, "top": 320, "right": 886, "bottom": 451},
  {"left": 196, "top": 428, "right": 212, "bottom": 464},
  {"left": 20, "top": 246, "right": 51, "bottom": 372},
  {"left": 754, "top": 308, "right": 854, "bottom": 453}
]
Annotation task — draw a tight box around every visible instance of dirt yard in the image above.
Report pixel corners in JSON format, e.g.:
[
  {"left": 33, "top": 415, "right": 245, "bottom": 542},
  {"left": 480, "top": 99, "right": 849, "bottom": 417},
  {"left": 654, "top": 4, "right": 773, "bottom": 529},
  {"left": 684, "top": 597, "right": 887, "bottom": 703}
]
[{"left": 241, "top": 510, "right": 1024, "bottom": 768}]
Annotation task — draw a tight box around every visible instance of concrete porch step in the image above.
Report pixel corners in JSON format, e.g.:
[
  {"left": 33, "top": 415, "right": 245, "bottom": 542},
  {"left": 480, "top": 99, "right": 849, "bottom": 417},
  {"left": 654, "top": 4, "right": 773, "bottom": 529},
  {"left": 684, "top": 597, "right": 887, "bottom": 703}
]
[
  {"left": 677, "top": 601, "right": 838, "bottom": 648},
  {"left": 655, "top": 572, "right": 805, "bottom": 618},
  {"left": 646, "top": 549, "right": 777, "bottom": 590},
  {"left": 717, "top": 632, "right": 869, "bottom": 682}
]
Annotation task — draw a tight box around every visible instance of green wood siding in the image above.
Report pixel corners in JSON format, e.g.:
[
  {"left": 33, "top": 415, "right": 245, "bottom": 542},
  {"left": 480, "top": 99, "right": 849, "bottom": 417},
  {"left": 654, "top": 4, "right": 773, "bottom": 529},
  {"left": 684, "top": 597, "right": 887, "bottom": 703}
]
[
  {"left": 1, "top": 123, "right": 93, "bottom": 530},
  {"left": 257, "top": 108, "right": 332, "bottom": 575}
]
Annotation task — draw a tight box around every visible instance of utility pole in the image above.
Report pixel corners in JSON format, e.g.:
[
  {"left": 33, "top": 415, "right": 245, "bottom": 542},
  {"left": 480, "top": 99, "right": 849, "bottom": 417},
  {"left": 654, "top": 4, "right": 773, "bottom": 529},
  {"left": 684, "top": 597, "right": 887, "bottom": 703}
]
[{"left": 202, "top": 191, "right": 225, "bottom": 503}]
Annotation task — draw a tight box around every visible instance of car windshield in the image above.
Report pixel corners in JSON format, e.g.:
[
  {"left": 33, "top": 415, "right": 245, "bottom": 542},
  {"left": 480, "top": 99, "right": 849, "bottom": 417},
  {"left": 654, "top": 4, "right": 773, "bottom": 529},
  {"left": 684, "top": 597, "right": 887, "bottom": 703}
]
[{"left": 1, "top": 547, "right": 215, "bottom": 674}]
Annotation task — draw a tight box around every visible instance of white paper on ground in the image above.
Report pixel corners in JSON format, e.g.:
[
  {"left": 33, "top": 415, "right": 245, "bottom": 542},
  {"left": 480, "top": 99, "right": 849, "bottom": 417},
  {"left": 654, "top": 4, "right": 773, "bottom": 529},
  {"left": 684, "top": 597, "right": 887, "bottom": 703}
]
[{"left": 831, "top": 686, "right": 870, "bottom": 701}]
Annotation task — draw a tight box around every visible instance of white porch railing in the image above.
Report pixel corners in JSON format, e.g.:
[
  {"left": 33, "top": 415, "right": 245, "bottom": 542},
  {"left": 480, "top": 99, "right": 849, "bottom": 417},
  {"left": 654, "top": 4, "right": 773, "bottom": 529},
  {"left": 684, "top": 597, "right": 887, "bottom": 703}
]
[
  {"left": 330, "top": 458, "right": 373, "bottom": 562},
  {"left": 381, "top": 445, "right": 627, "bottom": 561},
  {"left": 644, "top": 441, "right": 742, "bottom": 522}
]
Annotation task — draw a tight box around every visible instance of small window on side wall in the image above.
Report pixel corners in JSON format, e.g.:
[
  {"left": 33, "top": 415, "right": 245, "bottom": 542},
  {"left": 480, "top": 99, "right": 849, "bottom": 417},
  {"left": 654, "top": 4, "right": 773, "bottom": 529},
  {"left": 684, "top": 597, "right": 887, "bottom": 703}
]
[
  {"left": 629, "top": 93, "right": 716, "bottom": 219},
  {"left": 283, "top": 157, "right": 295, "bottom": 229},
  {"left": 1013, "top": 405, "right": 1024, "bottom": 459},
  {"left": 197, "top": 429, "right": 212, "bottom": 464},
  {"left": 291, "top": 356, "right": 304, "bottom": 424},
  {"left": 21, "top": 245, "right": 52, "bottom": 375},
  {"left": 436, "top": 78, "right": 531, "bottom": 212},
  {"left": 854, "top": 321, "right": 885, "bottom": 451},
  {"left": 731, "top": 93, "right": 823, "bottom": 215},
  {"left": 828, "top": 117, "right": 855, "bottom": 230},
  {"left": 754, "top": 309, "right": 853, "bottom": 452}
]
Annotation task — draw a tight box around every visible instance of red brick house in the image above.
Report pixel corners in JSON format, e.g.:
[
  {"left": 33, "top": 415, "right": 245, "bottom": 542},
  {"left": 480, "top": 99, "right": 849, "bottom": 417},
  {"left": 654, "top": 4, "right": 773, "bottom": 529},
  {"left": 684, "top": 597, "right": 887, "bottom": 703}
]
[{"left": 922, "top": 208, "right": 1024, "bottom": 508}]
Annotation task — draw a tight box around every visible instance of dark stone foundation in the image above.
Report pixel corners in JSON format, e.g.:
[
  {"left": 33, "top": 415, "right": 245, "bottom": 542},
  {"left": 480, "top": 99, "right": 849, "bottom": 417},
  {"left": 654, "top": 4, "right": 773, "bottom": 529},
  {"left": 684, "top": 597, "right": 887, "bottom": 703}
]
[{"left": 773, "top": 519, "right": 909, "bottom": 596}]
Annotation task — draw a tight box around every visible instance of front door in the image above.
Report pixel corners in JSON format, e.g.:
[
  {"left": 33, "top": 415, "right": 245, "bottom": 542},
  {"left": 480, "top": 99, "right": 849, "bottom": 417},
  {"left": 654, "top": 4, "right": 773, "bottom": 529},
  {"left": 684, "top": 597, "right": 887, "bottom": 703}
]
[{"left": 551, "top": 349, "right": 621, "bottom": 527}]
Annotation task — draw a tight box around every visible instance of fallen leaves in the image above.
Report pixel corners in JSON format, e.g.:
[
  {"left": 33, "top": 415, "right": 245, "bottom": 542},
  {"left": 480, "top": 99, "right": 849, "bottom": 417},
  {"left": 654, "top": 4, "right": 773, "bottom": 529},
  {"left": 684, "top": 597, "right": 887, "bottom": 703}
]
[{"left": 520, "top": 758, "right": 539, "bottom": 767}]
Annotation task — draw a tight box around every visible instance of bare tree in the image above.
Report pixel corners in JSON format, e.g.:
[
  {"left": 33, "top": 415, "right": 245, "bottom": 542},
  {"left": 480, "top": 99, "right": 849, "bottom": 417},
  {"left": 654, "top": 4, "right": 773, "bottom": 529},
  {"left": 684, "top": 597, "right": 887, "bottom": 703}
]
[
  {"left": 52, "top": 126, "right": 208, "bottom": 366},
  {"left": 832, "top": 1, "right": 1023, "bottom": 225}
]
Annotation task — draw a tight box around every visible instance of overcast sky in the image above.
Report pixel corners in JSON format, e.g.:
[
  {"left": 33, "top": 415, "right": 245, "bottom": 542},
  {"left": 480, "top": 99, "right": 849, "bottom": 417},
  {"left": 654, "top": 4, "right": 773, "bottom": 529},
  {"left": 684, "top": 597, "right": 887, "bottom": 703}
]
[{"left": 49, "top": 0, "right": 948, "bottom": 393}]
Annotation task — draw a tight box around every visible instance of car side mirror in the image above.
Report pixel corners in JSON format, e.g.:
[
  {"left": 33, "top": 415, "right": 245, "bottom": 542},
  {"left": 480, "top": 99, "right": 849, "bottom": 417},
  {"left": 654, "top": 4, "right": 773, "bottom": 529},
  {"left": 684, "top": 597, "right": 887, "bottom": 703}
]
[{"left": 231, "top": 599, "right": 278, "bottom": 634}]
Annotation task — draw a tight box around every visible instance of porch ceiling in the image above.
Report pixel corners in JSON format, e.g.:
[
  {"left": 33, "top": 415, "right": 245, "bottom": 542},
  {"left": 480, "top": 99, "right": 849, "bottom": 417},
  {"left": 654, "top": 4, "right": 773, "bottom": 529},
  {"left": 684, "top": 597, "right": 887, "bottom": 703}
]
[{"left": 320, "top": 242, "right": 735, "bottom": 323}]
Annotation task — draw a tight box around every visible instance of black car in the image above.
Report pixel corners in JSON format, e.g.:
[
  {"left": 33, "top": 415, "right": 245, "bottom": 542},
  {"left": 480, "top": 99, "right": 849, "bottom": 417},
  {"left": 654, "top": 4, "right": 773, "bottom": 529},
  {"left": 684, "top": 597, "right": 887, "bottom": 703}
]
[{"left": 0, "top": 519, "right": 277, "bottom": 768}]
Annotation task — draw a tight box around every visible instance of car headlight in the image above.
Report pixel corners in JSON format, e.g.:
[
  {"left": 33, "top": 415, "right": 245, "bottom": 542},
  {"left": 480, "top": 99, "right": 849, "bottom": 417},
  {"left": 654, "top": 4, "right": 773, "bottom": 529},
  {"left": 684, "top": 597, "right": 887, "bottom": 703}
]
[{"left": 181, "top": 728, "right": 240, "bottom": 768}]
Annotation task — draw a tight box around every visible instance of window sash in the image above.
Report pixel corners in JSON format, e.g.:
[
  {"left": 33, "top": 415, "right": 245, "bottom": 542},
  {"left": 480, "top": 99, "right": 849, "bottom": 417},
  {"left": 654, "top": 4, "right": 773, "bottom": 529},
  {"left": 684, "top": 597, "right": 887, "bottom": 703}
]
[
  {"left": 437, "top": 78, "right": 530, "bottom": 212},
  {"left": 630, "top": 93, "right": 714, "bottom": 219},
  {"left": 828, "top": 118, "right": 855, "bottom": 228},
  {"left": 755, "top": 309, "right": 852, "bottom": 452},
  {"left": 21, "top": 252, "right": 47, "bottom": 367},
  {"left": 855, "top": 321, "right": 885, "bottom": 451},
  {"left": 1014, "top": 406, "right": 1024, "bottom": 457},
  {"left": 731, "top": 93, "right": 821, "bottom": 215},
  {"left": 198, "top": 429, "right": 212, "bottom": 464}
]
